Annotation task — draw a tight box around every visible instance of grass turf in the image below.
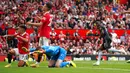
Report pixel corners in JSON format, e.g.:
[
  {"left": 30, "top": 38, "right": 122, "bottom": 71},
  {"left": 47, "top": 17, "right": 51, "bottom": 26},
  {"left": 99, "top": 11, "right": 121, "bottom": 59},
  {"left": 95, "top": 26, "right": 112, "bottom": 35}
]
[{"left": 0, "top": 61, "right": 130, "bottom": 73}]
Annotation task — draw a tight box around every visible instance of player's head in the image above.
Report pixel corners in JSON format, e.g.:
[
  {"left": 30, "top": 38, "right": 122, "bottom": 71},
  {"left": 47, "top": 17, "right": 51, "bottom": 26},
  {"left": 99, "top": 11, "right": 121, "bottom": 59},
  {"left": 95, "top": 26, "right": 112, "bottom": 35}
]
[
  {"left": 36, "top": 46, "right": 42, "bottom": 50},
  {"left": 36, "top": 46, "right": 45, "bottom": 53},
  {"left": 42, "top": 2, "right": 53, "bottom": 11},
  {"left": 17, "top": 25, "right": 27, "bottom": 34}
]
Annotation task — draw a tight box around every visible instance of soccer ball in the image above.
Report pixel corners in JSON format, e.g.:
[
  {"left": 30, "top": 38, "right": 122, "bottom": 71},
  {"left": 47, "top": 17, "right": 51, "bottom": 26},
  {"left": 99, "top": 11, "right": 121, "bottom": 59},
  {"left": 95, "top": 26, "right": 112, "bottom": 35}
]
[{"left": 28, "top": 57, "right": 33, "bottom": 62}]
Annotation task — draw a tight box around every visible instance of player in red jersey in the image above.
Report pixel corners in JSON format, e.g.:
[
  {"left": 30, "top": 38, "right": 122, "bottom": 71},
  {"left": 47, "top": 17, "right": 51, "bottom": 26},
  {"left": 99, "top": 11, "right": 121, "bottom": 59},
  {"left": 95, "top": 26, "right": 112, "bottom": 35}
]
[
  {"left": 27, "top": 2, "right": 53, "bottom": 46},
  {"left": 26, "top": 2, "right": 53, "bottom": 67},
  {"left": 4, "top": 25, "right": 30, "bottom": 67}
]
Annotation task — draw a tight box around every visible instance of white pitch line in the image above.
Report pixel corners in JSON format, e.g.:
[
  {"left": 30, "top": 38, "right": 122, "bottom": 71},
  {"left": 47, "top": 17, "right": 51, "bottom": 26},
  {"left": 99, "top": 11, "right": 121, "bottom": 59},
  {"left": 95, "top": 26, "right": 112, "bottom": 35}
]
[
  {"left": 40, "top": 66, "right": 130, "bottom": 72},
  {"left": 37, "top": 66, "right": 130, "bottom": 72},
  {"left": 1, "top": 66, "right": 130, "bottom": 72},
  {"left": 77, "top": 67, "right": 130, "bottom": 72},
  {"left": 75, "top": 61, "right": 128, "bottom": 64}
]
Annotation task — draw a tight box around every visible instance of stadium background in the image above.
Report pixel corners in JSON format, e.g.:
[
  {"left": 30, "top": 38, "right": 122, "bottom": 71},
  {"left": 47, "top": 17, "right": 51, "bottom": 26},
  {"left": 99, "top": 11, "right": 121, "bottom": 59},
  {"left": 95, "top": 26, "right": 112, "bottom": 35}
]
[{"left": 0, "top": 0, "right": 130, "bottom": 62}]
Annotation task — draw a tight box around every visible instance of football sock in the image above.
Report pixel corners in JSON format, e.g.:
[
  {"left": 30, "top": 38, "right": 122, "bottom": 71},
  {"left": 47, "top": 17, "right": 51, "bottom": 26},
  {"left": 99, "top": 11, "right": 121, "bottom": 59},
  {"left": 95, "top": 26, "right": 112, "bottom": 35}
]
[
  {"left": 36, "top": 53, "right": 43, "bottom": 64},
  {"left": 60, "top": 62, "right": 70, "bottom": 68},
  {"left": 7, "top": 53, "right": 12, "bottom": 64},
  {"left": 97, "top": 50, "right": 102, "bottom": 63}
]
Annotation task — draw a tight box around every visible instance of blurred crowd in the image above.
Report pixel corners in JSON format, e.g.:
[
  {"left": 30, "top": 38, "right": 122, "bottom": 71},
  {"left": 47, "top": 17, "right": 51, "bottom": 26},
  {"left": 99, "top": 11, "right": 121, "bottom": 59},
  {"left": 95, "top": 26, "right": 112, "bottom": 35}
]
[
  {"left": 49, "top": 29, "right": 130, "bottom": 55},
  {"left": 0, "top": 36, "right": 7, "bottom": 55},
  {"left": 0, "top": 0, "right": 130, "bottom": 55},
  {"left": 0, "top": 0, "right": 130, "bottom": 30}
]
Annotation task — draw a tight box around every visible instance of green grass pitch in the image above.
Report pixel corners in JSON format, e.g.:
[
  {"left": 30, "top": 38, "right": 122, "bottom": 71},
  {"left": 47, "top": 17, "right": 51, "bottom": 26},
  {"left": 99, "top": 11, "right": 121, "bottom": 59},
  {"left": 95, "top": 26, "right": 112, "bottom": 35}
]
[{"left": 0, "top": 61, "right": 130, "bottom": 73}]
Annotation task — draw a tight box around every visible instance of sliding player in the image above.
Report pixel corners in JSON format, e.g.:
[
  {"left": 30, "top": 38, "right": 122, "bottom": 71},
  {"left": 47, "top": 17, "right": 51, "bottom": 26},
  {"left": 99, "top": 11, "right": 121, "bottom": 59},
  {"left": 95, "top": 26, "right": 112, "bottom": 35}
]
[{"left": 4, "top": 25, "right": 29, "bottom": 67}]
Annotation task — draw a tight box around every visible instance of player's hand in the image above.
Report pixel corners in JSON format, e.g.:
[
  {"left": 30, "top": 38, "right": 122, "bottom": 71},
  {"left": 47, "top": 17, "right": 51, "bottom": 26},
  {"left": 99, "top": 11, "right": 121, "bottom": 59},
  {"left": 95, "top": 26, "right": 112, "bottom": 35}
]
[
  {"left": 36, "top": 15, "right": 42, "bottom": 20},
  {"left": 26, "top": 21, "right": 32, "bottom": 25},
  {"left": 16, "top": 35, "right": 20, "bottom": 38},
  {"left": 3, "top": 35, "right": 8, "bottom": 37}
]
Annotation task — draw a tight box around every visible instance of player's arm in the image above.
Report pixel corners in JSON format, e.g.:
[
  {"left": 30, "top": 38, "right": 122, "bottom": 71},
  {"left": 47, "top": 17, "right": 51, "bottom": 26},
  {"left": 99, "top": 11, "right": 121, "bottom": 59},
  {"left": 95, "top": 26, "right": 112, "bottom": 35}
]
[
  {"left": 36, "top": 16, "right": 42, "bottom": 20},
  {"left": 98, "top": 38, "right": 103, "bottom": 48},
  {"left": 34, "top": 49, "right": 46, "bottom": 54},
  {"left": 22, "top": 47, "right": 29, "bottom": 52},
  {"left": 22, "top": 47, "right": 37, "bottom": 52},
  {"left": 26, "top": 22, "right": 42, "bottom": 27},
  {"left": 3, "top": 35, "right": 15, "bottom": 38},
  {"left": 26, "top": 16, "right": 46, "bottom": 27},
  {"left": 33, "top": 46, "right": 46, "bottom": 53},
  {"left": 16, "top": 35, "right": 29, "bottom": 42},
  {"left": 22, "top": 47, "right": 36, "bottom": 52},
  {"left": 123, "top": 11, "right": 130, "bottom": 14},
  {"left": 34, "top": 46, "right": 52, "bottom": 54}
]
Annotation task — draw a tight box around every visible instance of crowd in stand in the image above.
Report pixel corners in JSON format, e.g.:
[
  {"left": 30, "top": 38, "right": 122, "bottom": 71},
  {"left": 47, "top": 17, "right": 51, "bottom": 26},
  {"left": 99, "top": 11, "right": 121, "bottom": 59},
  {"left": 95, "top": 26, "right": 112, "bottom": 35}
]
[
  {"left": 0, "top": 0, "right": 130, "bottom": 55},
  {"left": 0, "top": 36, "right": 7, "bottom": 55}
]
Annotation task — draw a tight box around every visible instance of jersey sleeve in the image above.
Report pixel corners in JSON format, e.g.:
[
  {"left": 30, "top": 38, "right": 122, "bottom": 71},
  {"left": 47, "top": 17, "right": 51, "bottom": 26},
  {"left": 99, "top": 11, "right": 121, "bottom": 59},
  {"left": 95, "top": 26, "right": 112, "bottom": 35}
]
[
  {"left": 41, "top": 16, "right": 47, "bottom": 23},
  {"left": 41, "top": 46, "right": 53, "bottom": 53},
  {"left": 23, "top": 34, "right": 29, "bottom": 42},
  {"left": 30, "top": 48, "right": 36, "bottom": 52},
  {"left": 44, "top": 49, "right": 53, "bottom": 53}
]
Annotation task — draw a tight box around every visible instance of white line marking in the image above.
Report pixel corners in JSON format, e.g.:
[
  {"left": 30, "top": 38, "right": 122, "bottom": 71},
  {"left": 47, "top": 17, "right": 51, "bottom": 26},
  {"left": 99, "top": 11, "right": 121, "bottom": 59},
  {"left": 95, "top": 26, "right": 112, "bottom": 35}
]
[
  {"left": 77, "top": 67, "right": 130, "bottom": 72},
  {"left": 38, "top": 66, "right": 130, "bottom": 72},
  {"left": 1, "top": 66, "right": 130, "bottom": 72}
]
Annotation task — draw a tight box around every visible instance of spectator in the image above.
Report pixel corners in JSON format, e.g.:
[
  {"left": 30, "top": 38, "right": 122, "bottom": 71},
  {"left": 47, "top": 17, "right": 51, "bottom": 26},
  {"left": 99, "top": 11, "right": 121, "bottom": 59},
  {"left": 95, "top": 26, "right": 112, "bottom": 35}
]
[
  {"left": 30, "top": 30, "right": 37, "bottom": 43},
  {"left": 65, "top": 31, "right": 71, "bottom": 40},
  {"left": 73, "top": 29, "right": 79, "bottom": 37},
  {"left": 86, "top": 30, "right": 94, "bottom": 36},
  {"left": 58, "top": 31, "right": 66, "bottom": 42},
  {"left": 50, "top": 29, "right": 57, "bottom": 43},
  {"left": 50, "top": 29, "right": 57, "bottom": 37}
]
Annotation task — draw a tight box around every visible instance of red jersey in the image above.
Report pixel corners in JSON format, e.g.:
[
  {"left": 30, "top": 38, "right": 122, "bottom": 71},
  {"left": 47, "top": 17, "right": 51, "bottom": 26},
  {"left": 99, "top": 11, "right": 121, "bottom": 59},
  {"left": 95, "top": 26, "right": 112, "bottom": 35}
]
[
  {"left": 16, "top": 32, "right": 29, "bottom": 54},
  {"left": 39, "top": 12, "right": 53, "bottom": 38}
]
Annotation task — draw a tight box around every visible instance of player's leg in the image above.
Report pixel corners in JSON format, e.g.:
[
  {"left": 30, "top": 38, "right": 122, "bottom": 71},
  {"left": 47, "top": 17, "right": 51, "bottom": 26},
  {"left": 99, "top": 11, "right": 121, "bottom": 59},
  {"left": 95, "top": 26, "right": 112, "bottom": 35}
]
[
  {"left": 47, "top": 54, "right": 58, "bottom": 68},
  {"left": 48, "top": 59, "right": 56, "bottom": 68},
  {"left": 108, "top": 46, "right": 127, "bottom": 54},
  {"left": 5, "top": 53, "right": 13, "bottom": 67},
  {"left": 104, "top": 36, "right": 112, "bottom": 49},
  {"left": 39, "top": 37, "right": 44, "bottom": 46},
  {"left": 5, "top": 48, "right": 17, "bottom": 67},
  {"left": 31, "top": 37, "right": 49, "bottom": 67},
  {"left": 127, "top": 59, "right": 130, "bottom": 63},
  {"left": 93, "top": 37, "right": 112, "bottom": 66},
  {"left": 43, "top": 37, "right": 49, "bottom": 46},
  {"left": 36, "top": 53, "right": 43, "bottom": 65},
  {"left": 55, "top": 59, "right": 66, "bottom": 68},
  {"left": 55, "top": 48, "right": 76, "bottom": 68},
  {"left": 18, "top": 54, "right": 29, "bottom": 67},
  {"left": 93, "top": 46, "right": 104, "bottom": 66},
  {"left": 39, "top": 37, "right": 49, "bottom": 46},
  {"left": 31, "top": 53, "right": 43, "bottom": 67},
  {"left": 55, "top": 59, "right": 76, "bottom": 68}
]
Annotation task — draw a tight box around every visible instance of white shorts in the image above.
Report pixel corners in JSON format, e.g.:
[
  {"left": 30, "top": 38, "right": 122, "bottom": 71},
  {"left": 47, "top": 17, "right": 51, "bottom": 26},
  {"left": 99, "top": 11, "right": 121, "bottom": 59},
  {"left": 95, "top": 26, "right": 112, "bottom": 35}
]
[
  {"left": 13, "top": 48, "right": 28, "bottom": 61},
  {"left": 39, "top": 37, "right": 49, "bottom": 46}
]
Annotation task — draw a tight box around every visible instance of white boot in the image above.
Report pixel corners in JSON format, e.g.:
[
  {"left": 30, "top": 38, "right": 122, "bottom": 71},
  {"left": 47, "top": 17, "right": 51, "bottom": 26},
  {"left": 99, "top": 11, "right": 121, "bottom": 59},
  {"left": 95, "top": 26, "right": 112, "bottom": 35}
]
[{"left": 93, "top": 61, "right": 100, "bottom": 66}]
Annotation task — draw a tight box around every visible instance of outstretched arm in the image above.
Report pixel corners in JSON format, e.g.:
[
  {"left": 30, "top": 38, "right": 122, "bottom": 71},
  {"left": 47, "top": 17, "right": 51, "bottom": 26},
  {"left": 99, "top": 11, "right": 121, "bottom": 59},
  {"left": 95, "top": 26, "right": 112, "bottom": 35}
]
[{"left": 26, "top": 22, "right": 42, "bottom": 27}]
